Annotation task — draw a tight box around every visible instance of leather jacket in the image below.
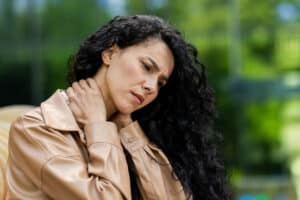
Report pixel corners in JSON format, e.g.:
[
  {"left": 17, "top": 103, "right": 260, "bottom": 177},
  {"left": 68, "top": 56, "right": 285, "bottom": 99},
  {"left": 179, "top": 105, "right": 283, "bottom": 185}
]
[{"left": 4, "top": 89, "right": 186, "bottom": 200}]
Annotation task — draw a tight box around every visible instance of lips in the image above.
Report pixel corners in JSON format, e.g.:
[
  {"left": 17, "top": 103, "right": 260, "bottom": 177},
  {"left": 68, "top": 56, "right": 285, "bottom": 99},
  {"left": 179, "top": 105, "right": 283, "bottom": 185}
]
[{"left": 131, "top": 92, "right": 145, "bottom": 104}]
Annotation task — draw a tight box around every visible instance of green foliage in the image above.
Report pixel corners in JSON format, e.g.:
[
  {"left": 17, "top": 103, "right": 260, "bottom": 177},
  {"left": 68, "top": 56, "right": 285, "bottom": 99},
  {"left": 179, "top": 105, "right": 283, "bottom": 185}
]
[{"left": 243, "top": 101, "right": 283, "bottom": 171}]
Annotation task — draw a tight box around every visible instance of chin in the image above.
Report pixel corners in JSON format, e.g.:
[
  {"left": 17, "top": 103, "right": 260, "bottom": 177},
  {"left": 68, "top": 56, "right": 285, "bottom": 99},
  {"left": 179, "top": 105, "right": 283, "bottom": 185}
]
[{"left": 116, "top": 101, "right": 135, "bottom": 114}]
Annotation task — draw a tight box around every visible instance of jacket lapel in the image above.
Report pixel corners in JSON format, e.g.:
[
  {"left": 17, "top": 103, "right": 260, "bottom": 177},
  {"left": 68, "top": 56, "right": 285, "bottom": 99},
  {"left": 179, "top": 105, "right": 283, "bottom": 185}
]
[{"left": 41, "top": 89, "right": 80, "bottom": 132}]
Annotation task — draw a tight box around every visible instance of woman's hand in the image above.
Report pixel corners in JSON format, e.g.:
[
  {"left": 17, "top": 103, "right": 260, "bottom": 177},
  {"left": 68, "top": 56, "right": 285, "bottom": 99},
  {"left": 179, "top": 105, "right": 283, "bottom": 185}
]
[
  {"left": 66, "top": 78, "right": 106, "bottom": 128},
  {"left": 110, "top": 112, "right": 133, "bottom": 130}
]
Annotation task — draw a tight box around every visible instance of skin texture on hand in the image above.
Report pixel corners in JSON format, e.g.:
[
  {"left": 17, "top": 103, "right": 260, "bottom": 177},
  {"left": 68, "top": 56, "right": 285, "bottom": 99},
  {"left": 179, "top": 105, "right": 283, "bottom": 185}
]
[{"left": 66, "top": 78, "right": 107, "bottom": 128}]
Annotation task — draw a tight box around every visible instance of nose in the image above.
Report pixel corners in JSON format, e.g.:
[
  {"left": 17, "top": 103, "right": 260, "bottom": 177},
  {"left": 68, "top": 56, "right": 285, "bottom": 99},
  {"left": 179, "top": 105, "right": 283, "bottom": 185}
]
[{"left": 143, "top": 77, "right": 157, "bottom": 93}]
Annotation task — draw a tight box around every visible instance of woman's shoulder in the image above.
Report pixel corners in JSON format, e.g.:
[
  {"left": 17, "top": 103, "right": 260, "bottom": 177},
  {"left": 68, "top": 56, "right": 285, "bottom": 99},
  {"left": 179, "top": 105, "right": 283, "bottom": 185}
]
[
  {"left": 10, "top": 89, "right": 79, "bottom": 133},
  {"left": 8, "top": 91, "right": 80, "bottom": 156},
  {"left": 7, "top": 90, "right": 63, "bottom": 129},
  {"left": 19, "top": 106, "right": 43, "bottom": 122},
  {"left": 11, "top": 107, "right": 45, "bottom": 134}
]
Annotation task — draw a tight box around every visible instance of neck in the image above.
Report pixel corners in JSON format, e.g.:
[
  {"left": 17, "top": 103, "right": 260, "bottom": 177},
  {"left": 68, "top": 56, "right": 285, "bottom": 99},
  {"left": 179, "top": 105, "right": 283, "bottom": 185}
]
[{"left": 93, "top": 66, "right": 117, "bottom": 120}]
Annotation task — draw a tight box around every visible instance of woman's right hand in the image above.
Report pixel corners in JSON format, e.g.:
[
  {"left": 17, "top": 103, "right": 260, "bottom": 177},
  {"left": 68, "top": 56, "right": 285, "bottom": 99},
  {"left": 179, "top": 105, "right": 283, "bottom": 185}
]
[{"left": 66, "top": 78, "right": 107, "bottom": 128}]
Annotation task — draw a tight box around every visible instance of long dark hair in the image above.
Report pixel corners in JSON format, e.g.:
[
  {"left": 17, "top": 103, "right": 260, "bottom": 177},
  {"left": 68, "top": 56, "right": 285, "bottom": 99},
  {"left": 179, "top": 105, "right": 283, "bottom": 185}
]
[{"left": 67, "top": 15, "right": 230, "bottom": 200}]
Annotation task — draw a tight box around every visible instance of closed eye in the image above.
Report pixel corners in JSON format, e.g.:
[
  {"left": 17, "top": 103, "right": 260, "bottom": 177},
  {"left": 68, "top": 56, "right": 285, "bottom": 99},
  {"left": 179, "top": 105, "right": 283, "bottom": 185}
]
[
  {"left": 140, "top": 59, "right": 167, "bottom": 88},
  {"left": 141, "top": 61, "right": 151, "bottom": 71}
]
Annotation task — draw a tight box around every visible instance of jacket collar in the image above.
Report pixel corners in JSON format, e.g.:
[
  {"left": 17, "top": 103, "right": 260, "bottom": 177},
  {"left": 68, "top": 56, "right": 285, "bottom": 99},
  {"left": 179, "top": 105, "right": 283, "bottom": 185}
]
[{"left": 41, "top": 89, "right": 80, "bottom": 132}]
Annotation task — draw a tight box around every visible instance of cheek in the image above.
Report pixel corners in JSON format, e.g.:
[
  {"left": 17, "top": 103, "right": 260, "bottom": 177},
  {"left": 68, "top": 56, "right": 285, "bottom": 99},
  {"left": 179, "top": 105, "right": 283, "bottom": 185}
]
[
  {"left": 106, "top": 70, "right": 136, "bottom": 114},
  {"left": 106, "top": 62, "right": 132, "bottom": 94},
  {"left": 109, "top": 60, "right": 141, "bottom": 88}
]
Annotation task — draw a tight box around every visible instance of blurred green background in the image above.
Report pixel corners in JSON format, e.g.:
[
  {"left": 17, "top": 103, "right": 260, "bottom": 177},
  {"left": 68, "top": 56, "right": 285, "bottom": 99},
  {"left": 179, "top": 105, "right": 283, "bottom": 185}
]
[{"left": 0, "top": 0, "right": 300, "bottom": 199}]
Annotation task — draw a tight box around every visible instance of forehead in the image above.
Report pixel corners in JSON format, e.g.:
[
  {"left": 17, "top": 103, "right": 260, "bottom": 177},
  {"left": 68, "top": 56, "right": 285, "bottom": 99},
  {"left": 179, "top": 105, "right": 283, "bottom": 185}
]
[{"left": 123, "top": 39, "right": 175, "bottom": 75}]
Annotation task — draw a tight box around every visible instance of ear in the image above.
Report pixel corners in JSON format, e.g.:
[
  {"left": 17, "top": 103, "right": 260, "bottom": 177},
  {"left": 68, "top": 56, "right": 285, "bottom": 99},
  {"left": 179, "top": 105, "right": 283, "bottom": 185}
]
[{"left": 101, "top": 44, "right": 119, "bottom": 66}]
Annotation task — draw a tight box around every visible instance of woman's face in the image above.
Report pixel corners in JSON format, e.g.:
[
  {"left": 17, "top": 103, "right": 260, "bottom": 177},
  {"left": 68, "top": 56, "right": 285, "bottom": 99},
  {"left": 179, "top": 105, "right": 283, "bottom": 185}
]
[{"left": 104, "top": 38, "right": 174, "bottom": 114}]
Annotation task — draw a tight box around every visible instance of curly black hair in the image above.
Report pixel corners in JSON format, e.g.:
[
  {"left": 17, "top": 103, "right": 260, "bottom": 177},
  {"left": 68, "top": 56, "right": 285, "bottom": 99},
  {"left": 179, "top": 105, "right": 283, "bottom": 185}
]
[{"left": 67, "top": 15, "right": 230, "bottom": 200}]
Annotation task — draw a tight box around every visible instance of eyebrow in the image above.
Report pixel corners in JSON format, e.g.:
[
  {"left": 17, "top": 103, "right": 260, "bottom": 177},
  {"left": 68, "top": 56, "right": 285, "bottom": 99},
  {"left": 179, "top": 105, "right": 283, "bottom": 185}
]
[{"left": 146, "top": 56, "right": 169, "bottom": 82}]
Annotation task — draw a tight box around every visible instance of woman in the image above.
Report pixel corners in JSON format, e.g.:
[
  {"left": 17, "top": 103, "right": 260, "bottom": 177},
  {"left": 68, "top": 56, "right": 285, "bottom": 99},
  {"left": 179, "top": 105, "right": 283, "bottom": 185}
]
[{"left": 4, "top": 15, "right": 230, "bottom": 199}]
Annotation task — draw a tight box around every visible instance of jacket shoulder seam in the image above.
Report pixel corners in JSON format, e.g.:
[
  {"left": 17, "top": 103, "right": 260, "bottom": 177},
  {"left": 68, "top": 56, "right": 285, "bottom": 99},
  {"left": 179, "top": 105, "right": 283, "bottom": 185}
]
[{"left": 18, "top": 116, "right": 50, "bottom": 189}]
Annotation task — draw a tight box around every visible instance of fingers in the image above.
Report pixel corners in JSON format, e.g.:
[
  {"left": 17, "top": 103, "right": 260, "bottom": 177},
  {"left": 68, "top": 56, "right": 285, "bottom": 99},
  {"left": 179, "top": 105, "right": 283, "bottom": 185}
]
[
  {"left": 69, "top": 101, "right": 82, "bottom": 118},
  {"left": 66, "top": 79, "right": 107, "bottom": 125},
  {"left": 86, "top": 78, "right": 98, "bottom": 90},
  {"left": 66, "top": 87, "right": 76, "bottom": 101},
  {"left": 67, "top": 79, "right": 99, "bottom": 113},
  {"left": 66, "top": 87, "right": 80, "bottom": 106},
  {"left": 66, "top": 87, "right": 83, "bottom": 117},
  {"left": 75, "top": 79, "right": 100, "bottom": 95},
  {"left": 68, "top": 79, "right": 100, "bottom": 103},
  {"left": 72, "top": 81, "right": 84, "bottom": 95},
  {"left": 79, "top": 79, "right": 90, "bottom": 91}
]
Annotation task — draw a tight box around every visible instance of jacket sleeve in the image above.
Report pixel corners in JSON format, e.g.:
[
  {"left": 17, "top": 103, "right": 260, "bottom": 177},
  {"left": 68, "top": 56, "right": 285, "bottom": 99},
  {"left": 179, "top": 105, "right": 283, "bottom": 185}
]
[
  {"left": 119, "top": 121, "right": 186, "bottom": 200},
  {"left": 7, "top": 115, "right": 131, "bottom": 200}
]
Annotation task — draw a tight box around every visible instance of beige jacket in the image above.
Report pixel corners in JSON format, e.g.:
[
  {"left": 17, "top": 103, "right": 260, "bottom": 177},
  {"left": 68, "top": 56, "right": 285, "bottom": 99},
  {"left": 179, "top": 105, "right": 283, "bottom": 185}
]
[{"left": 4, "top": 90, "right": 186, "bottom": 200}]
